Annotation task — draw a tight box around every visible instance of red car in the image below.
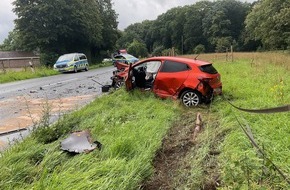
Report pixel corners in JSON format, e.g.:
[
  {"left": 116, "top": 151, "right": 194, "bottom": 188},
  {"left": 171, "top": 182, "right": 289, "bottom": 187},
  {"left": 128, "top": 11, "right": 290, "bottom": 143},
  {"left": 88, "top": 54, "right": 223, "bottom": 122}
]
[{"left": 111, "top": 56, "right": 222, "bottom": 106}]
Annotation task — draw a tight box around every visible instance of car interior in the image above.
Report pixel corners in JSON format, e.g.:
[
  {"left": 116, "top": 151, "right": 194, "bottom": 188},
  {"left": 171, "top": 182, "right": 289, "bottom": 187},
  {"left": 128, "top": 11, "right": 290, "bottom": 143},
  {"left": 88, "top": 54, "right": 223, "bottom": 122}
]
[{"left": 132, "top": 61, "right": 161, "bottom": 89}]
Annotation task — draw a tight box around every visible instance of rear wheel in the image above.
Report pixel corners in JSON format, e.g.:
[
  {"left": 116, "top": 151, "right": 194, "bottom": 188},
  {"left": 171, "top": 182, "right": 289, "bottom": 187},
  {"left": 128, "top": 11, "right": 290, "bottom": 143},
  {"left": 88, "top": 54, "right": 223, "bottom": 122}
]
[
  {"left": 85, "top": 65, "right": 89, "bottom": 71},
  {"left": 74, "top": 66, "right": 78, "bottom": 73},
  {"left": 181, "top": 90, "right": 201, "bottom": 107}
]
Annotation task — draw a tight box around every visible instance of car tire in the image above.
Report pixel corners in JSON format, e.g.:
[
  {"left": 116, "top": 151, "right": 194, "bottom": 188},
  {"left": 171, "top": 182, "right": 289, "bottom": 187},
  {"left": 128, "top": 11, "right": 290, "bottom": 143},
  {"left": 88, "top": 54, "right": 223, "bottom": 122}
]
[
  {"left": 114, "top": 80, "right": 123, "bottom": 89},
  {"left": 74, "top": 66, "right": 78, "bottom": 73},
  {"left": 85, "top": 65, "right": 89, "bottom": 71},
  {"left": 181, "top": 90, "right": 201, "bottom": 107}
]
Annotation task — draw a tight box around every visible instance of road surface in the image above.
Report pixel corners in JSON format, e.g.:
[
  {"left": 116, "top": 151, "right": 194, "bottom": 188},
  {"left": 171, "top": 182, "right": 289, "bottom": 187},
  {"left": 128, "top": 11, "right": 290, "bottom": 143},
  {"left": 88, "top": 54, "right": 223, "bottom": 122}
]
[{"left": 0, "top": 66, "right": 115, "bottom": 150}]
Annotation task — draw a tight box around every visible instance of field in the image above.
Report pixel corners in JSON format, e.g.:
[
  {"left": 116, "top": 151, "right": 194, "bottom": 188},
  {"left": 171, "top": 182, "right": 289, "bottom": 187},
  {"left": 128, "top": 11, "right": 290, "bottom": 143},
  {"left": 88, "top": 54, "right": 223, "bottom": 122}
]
[{"left": 0, "top": 52, "right": 289, "bottom": 189}]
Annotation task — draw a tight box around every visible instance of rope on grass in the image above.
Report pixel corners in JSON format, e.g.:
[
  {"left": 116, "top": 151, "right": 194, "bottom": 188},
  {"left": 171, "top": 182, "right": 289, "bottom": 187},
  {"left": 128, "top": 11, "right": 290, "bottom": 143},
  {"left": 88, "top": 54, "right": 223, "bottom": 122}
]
[
  {"left": 224, "top": 97, "right": 290, "bottom": 114},
  {"left": 222, "top": 95, "right": 290, "bottom": 184},
  {"left": 233, "top": 115, "right": 290, "bottom": 185}
]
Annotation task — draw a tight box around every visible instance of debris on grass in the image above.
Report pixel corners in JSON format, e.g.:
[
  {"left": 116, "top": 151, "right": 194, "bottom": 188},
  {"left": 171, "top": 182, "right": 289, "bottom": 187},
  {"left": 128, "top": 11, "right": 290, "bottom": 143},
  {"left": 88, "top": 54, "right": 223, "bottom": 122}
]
[{"left": 60, "top": 130, "right": 102, "bottom": 153}]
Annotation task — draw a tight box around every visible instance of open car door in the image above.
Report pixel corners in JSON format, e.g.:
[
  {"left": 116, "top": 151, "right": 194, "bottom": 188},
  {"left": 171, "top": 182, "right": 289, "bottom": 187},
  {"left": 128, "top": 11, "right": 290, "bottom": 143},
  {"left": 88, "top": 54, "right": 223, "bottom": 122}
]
[
  {"left": 115, "top": 61, "right": 129, "bottom": 71},
  {"left": 125, "top": 63, "right": 133, "bottom": 91}
]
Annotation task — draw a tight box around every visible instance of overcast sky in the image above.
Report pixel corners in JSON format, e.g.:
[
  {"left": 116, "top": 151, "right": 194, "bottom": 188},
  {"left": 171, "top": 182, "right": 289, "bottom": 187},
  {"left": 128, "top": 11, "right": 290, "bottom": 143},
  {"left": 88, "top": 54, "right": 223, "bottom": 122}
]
[{"left": 0, "top": 0, "right": 255, "bottom": 44}]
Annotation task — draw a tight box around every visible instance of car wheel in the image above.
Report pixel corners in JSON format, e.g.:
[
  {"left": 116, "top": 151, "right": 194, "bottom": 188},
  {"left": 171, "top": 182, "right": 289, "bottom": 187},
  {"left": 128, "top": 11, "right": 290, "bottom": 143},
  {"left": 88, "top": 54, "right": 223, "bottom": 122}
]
[
  {"left": 85, "top": 65, "right": 89, "bottom": 71},
  {"left": 74, "top": 66, "right": 78, "bottom": 73},
  {"left": 181, "top": 90, "right": 201, "bottom": 107},
  {"left": 114, "top": 80, "right": 123, "bottom": 89}
]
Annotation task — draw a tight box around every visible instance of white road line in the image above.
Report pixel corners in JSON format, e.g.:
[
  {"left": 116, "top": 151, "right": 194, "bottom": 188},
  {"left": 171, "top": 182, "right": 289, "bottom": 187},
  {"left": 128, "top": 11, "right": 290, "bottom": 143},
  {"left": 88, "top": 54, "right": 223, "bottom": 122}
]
[{"left": 42, "top": 78, "right": 79, "bottom": 88}]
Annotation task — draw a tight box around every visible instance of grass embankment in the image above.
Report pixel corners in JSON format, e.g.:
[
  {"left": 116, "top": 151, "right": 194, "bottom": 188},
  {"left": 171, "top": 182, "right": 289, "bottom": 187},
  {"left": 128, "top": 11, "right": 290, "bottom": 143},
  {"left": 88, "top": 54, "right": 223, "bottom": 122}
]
[
  {"left": 182, "top": 52, "right": 290, "bottom": 189},
  {"left": 0, "top": 90, "right": 180, "bottom": 189},
  {"left": 0, "top": 52, "right": 289, "bottom": 189},
  {"left": 214, "top": 52, "right": 290, "bottom": 189}
]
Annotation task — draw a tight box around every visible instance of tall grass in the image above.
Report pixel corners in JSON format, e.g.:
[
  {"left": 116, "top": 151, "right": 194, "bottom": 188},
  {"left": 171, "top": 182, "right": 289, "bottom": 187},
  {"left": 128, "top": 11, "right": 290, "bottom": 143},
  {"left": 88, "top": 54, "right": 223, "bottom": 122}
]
[
  {"left": 213, "top": 54, "right": 290, "bottom": 189},
  {"left": 0, "top": 89, "right": 180, "bottom": 190}
]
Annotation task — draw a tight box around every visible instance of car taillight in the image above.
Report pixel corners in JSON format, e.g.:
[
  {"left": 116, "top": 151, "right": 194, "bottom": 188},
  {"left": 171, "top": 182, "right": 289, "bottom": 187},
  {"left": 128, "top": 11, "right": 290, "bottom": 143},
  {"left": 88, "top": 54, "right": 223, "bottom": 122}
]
[{"left": 198, "top": 77, "right": 212, "bottom": 83}]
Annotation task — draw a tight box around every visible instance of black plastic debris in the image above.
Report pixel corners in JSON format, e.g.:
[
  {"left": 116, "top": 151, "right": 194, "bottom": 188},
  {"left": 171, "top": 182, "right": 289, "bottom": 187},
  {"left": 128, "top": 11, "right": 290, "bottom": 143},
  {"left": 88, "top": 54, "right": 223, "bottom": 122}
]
[{"left": 60, "top": 130, "right": 102, "bottom": 153}]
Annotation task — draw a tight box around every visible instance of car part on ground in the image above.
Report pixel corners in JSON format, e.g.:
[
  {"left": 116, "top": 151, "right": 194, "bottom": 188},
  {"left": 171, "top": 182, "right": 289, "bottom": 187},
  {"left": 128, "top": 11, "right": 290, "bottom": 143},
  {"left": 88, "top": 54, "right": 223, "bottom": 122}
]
[
  {"left": 54, "top": 53, "right": 89, "bottom": 73},
  {"left": 111, "top": 56, "right": 222, "bottom": 107},
  {"left": 91, "top": 78, "right": 112, "bottom": 92},
  {"left": 60, "top": 130, "right": 102, "bottom": 153}
]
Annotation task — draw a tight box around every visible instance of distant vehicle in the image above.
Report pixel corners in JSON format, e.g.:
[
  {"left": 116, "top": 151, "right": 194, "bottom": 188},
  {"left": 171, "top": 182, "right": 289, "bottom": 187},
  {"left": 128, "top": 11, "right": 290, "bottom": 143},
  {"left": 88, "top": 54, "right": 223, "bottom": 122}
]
[
  {"left": 54, "top": 53, "right": 89, "bottom": 73},
  {"left": 111, "top": 56, "right": 222, "bottom": 107},
  {"left": 112, "top": 53, "right": 139, "bottom": 69},
  {"left": 102, "top": 58, "right": 112, "bottom": 63}
]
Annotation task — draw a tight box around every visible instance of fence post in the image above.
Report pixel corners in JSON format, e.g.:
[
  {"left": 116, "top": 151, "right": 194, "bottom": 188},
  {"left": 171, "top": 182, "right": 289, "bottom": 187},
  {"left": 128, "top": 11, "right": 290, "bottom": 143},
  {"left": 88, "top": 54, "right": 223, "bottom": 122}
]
[
  {"left": 1, "top": 60, "right": 6, "bottom": 74},
  {"left": 231, "top": 45, "right": 233, "bottom": 62}
]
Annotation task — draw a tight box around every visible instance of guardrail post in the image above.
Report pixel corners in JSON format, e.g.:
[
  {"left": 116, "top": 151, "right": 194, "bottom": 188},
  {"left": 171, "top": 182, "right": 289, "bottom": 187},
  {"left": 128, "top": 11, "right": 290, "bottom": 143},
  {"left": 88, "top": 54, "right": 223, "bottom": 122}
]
[{"left": 1, "top": 60, "right": 6, "bottom": 74}]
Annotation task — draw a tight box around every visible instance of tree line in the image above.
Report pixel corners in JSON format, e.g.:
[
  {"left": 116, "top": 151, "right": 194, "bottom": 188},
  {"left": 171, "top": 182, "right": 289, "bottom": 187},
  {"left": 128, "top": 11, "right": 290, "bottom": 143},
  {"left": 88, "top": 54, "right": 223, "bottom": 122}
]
[
  {"left": 0, "top": 0, "right": 119, "bottom": 65},
  {"left": 0, "top": 0, "right": 289, "bottom": 66},
  {"left": 118, "top": 0, "right": 290, "bottom": 57}
]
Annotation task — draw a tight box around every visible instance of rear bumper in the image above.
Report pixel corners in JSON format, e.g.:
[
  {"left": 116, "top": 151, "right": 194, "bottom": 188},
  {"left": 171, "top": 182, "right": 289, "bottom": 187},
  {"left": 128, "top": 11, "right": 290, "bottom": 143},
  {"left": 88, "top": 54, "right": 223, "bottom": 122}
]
[{"left": 213, "top": 86, "right": 222, "bottom": 95}]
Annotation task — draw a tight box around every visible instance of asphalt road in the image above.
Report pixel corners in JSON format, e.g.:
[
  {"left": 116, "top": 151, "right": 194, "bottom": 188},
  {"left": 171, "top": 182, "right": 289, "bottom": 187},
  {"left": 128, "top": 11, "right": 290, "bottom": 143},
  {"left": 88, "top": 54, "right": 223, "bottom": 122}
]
[{"left": 0, "top": 66, "right": 115, "bottom": 150}]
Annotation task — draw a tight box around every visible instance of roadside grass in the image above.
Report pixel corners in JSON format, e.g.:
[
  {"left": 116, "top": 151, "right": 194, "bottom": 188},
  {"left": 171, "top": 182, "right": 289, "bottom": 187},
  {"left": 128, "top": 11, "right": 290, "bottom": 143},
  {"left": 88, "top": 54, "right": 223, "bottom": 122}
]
[
  {"left": 0, "top": 52, "right": 289, "bottom": 189},
  {"left": 0, "top": 61, "right": 113, "bottom": 84},
  {"left": 213, "top": 56, "right": 290, "bottom": 189},
  {"left": 0, "top": 66, "right": 58, "bottom": 83},
  {"left": 0, "top": 89, "right": 181, "bottom": 190}
]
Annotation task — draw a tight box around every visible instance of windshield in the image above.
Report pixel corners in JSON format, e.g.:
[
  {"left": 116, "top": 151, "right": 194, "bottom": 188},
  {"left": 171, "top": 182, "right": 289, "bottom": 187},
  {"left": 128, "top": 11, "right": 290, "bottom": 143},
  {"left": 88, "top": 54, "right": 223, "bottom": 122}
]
[
  {"left": 57, "top": 54, "right": 75, "bottom": 62},
  {"left": 122, "top": 54, "right": 136, "bottom": 60}
]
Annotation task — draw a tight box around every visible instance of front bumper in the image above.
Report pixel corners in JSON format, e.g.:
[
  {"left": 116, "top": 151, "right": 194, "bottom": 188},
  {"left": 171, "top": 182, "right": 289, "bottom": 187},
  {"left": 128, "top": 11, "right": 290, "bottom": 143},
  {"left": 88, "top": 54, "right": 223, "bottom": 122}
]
[{"left": 54, "top": 65, "right": 74, "bottom": 72}]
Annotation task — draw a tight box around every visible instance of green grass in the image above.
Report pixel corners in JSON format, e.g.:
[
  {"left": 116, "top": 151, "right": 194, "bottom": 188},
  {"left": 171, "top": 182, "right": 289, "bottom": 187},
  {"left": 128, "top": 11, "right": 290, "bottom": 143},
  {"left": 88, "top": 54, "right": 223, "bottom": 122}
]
[
  {"left": 0, "top": 61, "right": 113, "bottom": 84},
  {"left": 0, "top": 53, "right": 289, "bottom": 189},
  {"left": 0, "top": 89, "right": 180, "bottom": 190},
  {"left": 0, "top": 67, "right": 59, "bottom": 83},
  {"left": 213, "top": 58, "right": 290, "bottom": 189}
]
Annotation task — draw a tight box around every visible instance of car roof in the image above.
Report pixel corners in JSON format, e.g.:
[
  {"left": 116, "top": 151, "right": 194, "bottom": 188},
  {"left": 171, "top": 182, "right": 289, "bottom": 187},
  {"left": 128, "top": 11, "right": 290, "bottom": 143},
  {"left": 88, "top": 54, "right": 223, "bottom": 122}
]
[
  {"left": 61, "top": 53, "right": 85, "bottom": 56},
  {"left": 115, "top": 53, "right": 138, "bottom": 59},
  {"left": 140, "top": 56, "right": 211, "bottom": 66}
]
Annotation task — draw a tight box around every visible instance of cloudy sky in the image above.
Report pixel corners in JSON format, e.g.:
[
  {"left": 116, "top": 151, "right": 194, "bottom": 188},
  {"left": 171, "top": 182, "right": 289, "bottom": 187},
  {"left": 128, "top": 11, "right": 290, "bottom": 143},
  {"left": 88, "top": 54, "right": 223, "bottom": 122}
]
[{"left": 0, "top": 0, "right": 255, "bottom": 44}]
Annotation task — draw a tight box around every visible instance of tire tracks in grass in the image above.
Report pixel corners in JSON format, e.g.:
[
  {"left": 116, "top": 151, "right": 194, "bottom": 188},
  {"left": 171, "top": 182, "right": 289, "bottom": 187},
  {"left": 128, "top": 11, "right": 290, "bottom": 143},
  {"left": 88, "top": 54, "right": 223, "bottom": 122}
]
[{"left": 141, "top": 108, "right": 227, "bottom": 190}]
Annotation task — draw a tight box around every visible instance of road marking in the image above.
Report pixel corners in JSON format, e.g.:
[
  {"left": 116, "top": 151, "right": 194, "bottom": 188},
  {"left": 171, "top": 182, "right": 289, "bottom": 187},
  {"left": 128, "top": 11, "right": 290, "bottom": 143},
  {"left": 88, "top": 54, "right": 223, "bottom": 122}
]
[{"left": 42, "top": 78, "right": 78, "bottom": 88}]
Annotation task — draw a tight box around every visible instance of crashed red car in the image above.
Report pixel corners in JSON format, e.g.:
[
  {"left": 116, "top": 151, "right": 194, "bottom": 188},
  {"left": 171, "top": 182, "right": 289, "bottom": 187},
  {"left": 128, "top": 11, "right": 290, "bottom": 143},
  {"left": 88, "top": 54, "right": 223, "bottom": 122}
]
[{"left": 111, "top": 56, "right": 222, "bottom": 107}]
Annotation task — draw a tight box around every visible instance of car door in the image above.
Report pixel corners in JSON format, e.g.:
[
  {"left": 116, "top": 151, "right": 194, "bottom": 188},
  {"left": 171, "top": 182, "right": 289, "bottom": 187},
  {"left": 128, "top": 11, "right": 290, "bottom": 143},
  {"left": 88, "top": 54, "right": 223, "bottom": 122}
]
[
  {"left": 153, "top": 60, "right": 191, "bottom": 98},
  {"left": 74, "top": 54, "right": 81, "bottom": 69},
  {"left": 125, "top": 63, "right": 133, "bottom": 91}
]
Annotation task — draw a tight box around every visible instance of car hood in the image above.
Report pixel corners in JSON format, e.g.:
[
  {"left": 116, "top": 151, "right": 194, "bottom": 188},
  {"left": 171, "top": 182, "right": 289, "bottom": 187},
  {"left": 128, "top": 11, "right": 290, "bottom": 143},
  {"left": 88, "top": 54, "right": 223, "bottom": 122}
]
[{"left": 55, "top": 60, "right": 70, "bottom": 65}]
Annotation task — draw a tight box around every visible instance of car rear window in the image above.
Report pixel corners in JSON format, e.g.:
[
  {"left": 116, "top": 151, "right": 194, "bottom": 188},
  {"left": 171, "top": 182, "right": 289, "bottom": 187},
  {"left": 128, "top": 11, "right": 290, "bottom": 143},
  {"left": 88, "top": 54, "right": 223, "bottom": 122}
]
[
  {"left": 160, "top": 61, "right": 190, "bottom": 73},
  {"left": 199, "top": 64, "right": 218, "bottom": 74}
]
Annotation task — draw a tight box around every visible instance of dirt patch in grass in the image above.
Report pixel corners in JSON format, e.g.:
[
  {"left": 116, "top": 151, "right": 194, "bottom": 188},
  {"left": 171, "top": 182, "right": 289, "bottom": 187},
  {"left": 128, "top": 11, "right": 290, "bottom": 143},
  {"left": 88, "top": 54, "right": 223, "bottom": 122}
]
[
  {"left": 0, "top": 95, "right": 93, "bottom": 133},
  {"left": 141, "top": 109, "right": 225, "bottom": 190}
]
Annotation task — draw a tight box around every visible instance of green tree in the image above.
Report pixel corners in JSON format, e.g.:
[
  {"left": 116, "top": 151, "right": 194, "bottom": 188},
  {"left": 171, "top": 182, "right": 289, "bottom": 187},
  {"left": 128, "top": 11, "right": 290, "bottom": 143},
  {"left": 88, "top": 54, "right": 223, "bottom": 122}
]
[
  {"left": 194, "top": 44, "right": 205, "bottom": 54},
  {"left": 0, "top": 30, "right": 22, "bottom": 51},
  {"left": 95, "top": 0, "right": 119, "bottom": 58},
  {"left": 12, "top": 0, "right": 118, "bottom": 65},
  {"left": 202, "top": 0, "right": 250, "bottom": 51},
  {"left": 127, "top": 40, "right": 148, "bottom": 58},
  {"left": 245, "top": 0, "right": 290, "bottom": 50},
  {"left": 183, "top": 1, "right": 212, "bottom": 53}
]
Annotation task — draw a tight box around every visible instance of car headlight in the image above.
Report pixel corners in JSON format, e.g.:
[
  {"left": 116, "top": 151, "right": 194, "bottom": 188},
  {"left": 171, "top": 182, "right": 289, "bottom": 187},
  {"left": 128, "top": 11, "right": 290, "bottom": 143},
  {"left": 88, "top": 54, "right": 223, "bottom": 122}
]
[{"left": 67, "top": 61, "right": 74, "bottom": 66}]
